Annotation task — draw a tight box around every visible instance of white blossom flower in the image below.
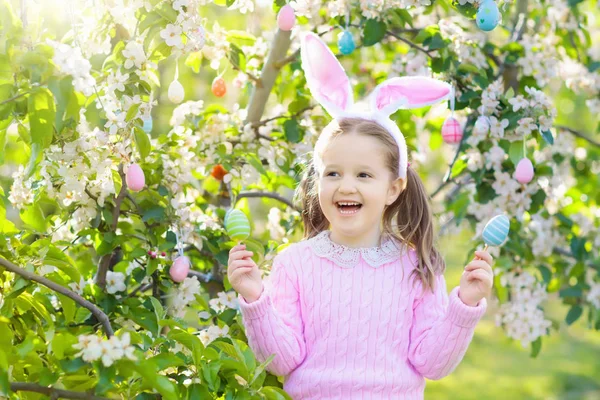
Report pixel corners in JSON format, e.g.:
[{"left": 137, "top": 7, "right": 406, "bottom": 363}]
[
  {"left": 106, "top": 271, "right": 127, "bottom": 294},
  {"left": 73, "top": 335, "right": 103, "bottom": 363},
  {"left": 516, "top": 117, "right": 537, "bottom": 136},
  {"left": 122, "top": 41, "right": 147, "bottom": 69},
  {"left": 508, "top": 95, "right": 530, "bottom": 112},
  {"left": 160, "top": 24, "right": 184, "bottom": 48},
  {"left": 489, "top": 116, "right": 509, "bottom": 139}
]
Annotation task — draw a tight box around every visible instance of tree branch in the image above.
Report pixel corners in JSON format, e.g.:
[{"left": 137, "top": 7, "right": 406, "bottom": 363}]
[
  {"left": 245, "top": 28, "right": 292, "bottom": 124},
  {"left": 556, "top": 125, "right": 600, "bottom": 147},
  {"left": 0, "top": 91, "right": 30, "bottom": 106},
  {"left": 0, "top": 257, "right": 114, "bottom": 337},
  {"left": 385, "top": 30, "right": 433, "bottom": 58},
  {"left": 237, "top": 191, "right": 300, "bottom": 212},
  {"left": 96, "top": 164, "right": 128, "bottom": 289},
  {"left": 10, "top": 382, "right": 115, "bottom": 399},
  {"left": 251, "top": 105, "right": 317, "bottom": 129}
]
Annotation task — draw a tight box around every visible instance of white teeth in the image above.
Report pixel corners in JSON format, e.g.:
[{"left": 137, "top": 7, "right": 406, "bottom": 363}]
[{"left": 337, "top": 202, "right": 361, "bottom": 206}]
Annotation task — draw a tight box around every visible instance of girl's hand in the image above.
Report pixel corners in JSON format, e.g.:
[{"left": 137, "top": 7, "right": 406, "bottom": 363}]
[
  {"left": 227, "top": 244, "right": 264, "bottom": 303},
  {"left": 459, "top": 250, "right": 494, "bottom": 307}
]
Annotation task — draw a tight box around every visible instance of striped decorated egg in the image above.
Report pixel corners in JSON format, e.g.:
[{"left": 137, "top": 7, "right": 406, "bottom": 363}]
[
  {"left": 442, "top": 117, "right": 463, "bottom": 144},
  {"left": 225, "top": 209, "right": 251, "bottom": 241},
  {"left": 482, "top": 214, "right": 510, "bottom": 247}
]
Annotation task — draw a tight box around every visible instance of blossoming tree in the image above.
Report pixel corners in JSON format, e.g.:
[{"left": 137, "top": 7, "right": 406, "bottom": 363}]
[{"left": 0, "top": 0, "right": 598, "bottom": 398}]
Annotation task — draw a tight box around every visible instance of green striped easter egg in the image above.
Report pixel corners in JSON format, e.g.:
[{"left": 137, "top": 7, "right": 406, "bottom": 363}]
[{"left": 225, "top": 209, "right": 251, "bottom": 241}]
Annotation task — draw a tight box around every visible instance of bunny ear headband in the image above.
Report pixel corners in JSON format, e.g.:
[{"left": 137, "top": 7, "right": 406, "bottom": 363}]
[{"left": 300, "top": 31, "right": 455, "bottom": 180}]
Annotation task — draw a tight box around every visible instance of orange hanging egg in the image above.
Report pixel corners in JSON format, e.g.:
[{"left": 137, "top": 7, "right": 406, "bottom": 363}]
[
  {"left": 211, "top": 164, "right": 227, "bottom": 181},
  {"left": 212, "top": 77, "right": 226, "bottom": 97}
]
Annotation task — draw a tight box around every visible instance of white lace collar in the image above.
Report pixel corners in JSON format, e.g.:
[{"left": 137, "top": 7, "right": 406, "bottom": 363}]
[{"left": 307, "top": 230, "right": 406, "bottom": 268}]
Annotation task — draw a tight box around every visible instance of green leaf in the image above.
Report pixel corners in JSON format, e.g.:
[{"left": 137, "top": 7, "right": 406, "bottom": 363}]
[
  {"left": 134, "top": 127, "right": 151, "bottom": 160},
  {"left": 260, "top": 386, "right": 293, "bottom": 400},
  {"left": 185, "top": 52, "right": 203, "bottom": 74},
  {"left": 228, "top": 44, "right": 246, "bottom": 72},
  {"left": 52, "top": 332, "right": 78, "bottom": 359},
  {"left": 200, "top": 359, "right": 221, "bottom": 392},
  {"left": 226, "top": 30, "right": 257, "bottom": 46},
  {"left": 139, "top": 11, "right": 163, "bottom": 34},
  {"left": 149, "top": 296, "right": 164, "bottom": 336},
  {"left": 530, "top": 337, "right": 542, "bottom": 358},
  {"left": 245, "top": 153, "right": 267, "bottom": 176},
  {"left": 126, "top": 103, "right": 141, "bottom": 122},
  {"left": 28, "top": 87, "right": 56, "bottom": 149},
  {"left": 186, "top": 383, "right": 212, "bottom": 399},
  {"left": 362, "top": 19, "right": 386, "bottom": 46},
  {"left": 142, "top": 207, "right": 166, "bottom": 223},
  {"left": 565, "top": 305, "right": 582, "bottom": 325},
  {"left": 20, "top": 201, "right": 46, "bottom": 232},
  {"left": 504, "top": 87, "right": 515, "bottom": 100},
  {"left": 508, "top": 141, "right": 525, "bottom": 166},
  {"left": 132, "top": 361, "right": 179, "bottom": 400},
  {"left": 25, "top": 142, "right": 44, "bottom": 177},
  {"left": 541, "top": 129, "right": 554, "bottom": 145},
  {"left": 250, "top": 354, "right": 275, "bottom": 385},
  {"left": 58, "top": 294, "right": 76, "bottom": 324},
  {"left": 167, "top": 329, "right": 204, "bottom": 366},
  {"left": 283, "top": 119, "right": 301, "bottom": 143}
]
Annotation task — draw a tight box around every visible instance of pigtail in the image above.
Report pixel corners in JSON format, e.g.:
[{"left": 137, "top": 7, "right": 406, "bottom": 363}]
[
  {"left": 383, "top": 167, "right": 445, "bottom": 293},
  {"left": 294, "top": 157, "right": 329, "bottom": 240}
]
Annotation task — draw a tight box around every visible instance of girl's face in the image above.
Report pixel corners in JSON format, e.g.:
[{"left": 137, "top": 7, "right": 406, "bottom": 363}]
[{"left": 317, "top": 132, "right": 403, "bottom": 247}]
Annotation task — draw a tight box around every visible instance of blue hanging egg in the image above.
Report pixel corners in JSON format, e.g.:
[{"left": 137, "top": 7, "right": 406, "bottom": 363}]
[
  {"left": 338, "top": 30, "right": 355, "bottom": 55},
  {"left": 476, "top": 0, "right": 500, "bottom": 32},
  {"left": 142, "top": 116, "right": 153, "bottom": 133}
]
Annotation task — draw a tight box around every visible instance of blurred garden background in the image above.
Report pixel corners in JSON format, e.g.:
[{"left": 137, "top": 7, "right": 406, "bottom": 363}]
[{"left": 1, "top": 0, "right": 599, "bottom": 399}]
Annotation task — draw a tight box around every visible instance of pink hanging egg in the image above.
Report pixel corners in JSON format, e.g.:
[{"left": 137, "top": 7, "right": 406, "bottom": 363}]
[
  {"left": 126, "top": 163, "right": 145, "bottom": 192},
  {"left": 277, "top": 5, "right": 295, "bottom": 31},
  {"left": 170, "top": 256, "right": 190, "bottom": 283},
  {"left": 515, "top": 158, "right": 534, "bottom": 183},
  {"left": 442, "top": 117, "right": 463, "bottom": 144}
]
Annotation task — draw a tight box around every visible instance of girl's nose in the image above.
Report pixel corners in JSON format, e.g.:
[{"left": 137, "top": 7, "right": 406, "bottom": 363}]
[{"left": 338, "top": 177, "right": 357, "bottom": 193}]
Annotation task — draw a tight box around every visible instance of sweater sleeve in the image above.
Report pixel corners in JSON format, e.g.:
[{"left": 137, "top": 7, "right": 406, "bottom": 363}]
[
  {"left": 236, "top": 249, "right": 307, "bottom": 376},
  {"left": 407, "top": 272, "right": 487, "bottom": 380}
]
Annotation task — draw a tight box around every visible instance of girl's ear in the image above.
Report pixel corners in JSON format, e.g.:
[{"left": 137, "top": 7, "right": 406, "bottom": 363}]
[
  {"left": 370, "top": 76, "right": 453, "bottom": 117},
  {"left": 386, "top": 177, "right": 405, "bottom": 205},
  {"left": 300, "top": 32, "right": 353, "bottom": 118}
]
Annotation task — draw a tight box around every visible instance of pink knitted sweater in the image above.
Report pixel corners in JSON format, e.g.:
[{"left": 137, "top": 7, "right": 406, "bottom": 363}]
[{"left": 237, "top": 230, "right": 487, "bottom": 399}]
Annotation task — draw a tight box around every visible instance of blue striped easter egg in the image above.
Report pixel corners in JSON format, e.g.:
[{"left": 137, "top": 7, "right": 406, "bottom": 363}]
[
  {"left": 482, "top": 215, "right": 510, "bottom": 246},
  {"left": 225, "top": 209, "right": 251, "bottom": 241}
]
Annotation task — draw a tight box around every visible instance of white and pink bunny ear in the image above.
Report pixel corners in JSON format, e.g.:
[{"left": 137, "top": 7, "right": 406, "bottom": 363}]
[
  {"left": 370, "top": 76, "right": 453, "bottom": 116},
  {"left": 300, "top": 32, "right": 353, "bottom": 118}
]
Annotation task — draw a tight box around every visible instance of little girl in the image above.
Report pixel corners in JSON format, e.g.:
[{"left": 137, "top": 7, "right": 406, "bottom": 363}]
[{"left": 227, "top": 33, "right": 493, "bottom": 399}]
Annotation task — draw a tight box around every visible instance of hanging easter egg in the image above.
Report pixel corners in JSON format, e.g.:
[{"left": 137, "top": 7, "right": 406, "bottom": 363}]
[
  {"left": 514, "top": 158, "right": 534, "bottom": 184},
  {"left": 126, "top": 163, "right": 145, "bottom": 192},
  {"left": 168, "top": 79, "right": 185, "bottom": 103},
  {"left": 142, "top": 116, "right": 153, "bottom": 133},
  {"left": 212, "top": 77, "right": 226, "bottom": 97},
  {"left": 337, "top": 30, "right": 355, "bottom": 55},
  {"left": 170, "top": 255, "right": 190, "bottom": 283},
  {"left": 476, "top": 0, "right": 500, "bottom": 32},
  {"left": 474, "top": 115, "right": 490, "bottom": 135},
  {"left": 211, "top": 164, "right": 227, "bottom": 181},
  {"left": 441, "top": 117, "right": 463, "bottom": 144},
  {"left": 482, "top": 214, "right": 510, "bottom": 248},
  {"left": 225, "top": 209, "right": 251, "bottom": 241},
  {"left": 277, "top": 4, "right": 295, "bottom": 31}
]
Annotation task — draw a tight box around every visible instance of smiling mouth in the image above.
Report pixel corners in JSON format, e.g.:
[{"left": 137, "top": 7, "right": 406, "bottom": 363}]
[{"left": 336, "top": 202, "right": 362, "bottom": 215}]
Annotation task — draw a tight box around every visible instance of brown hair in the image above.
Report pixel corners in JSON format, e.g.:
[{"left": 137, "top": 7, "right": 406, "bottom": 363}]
[{"left": 293, "top": 117, "right": 445, "bottom": 292}]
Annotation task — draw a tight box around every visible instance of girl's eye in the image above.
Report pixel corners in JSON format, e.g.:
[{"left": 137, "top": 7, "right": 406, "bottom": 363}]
[
  {"left": 359, "top": 173, "right": 370, "bottom": 178},
  {"left": 326, "top": 172, "right": 338, "bottom": 177}
]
